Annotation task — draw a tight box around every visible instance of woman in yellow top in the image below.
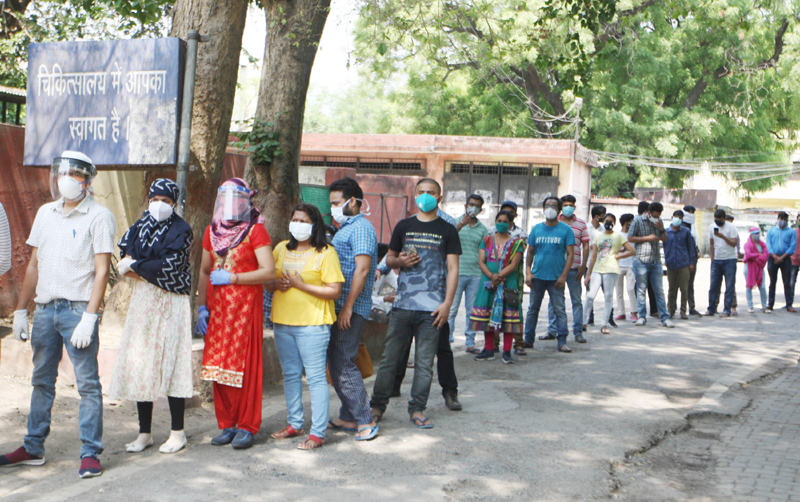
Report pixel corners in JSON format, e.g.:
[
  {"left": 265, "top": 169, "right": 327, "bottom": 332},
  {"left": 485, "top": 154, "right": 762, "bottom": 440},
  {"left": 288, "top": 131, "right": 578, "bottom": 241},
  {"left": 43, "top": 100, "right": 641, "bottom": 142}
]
[{"left": 266, "top": 203, "right": 344, "bottom": 450}]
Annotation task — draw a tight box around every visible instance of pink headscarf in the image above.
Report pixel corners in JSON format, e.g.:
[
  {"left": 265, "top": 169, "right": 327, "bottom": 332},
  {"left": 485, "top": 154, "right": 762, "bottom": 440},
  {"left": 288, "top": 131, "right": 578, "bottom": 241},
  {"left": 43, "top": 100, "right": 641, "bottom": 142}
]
[
  {"left": 744, "top": 227, "right": 768, "bottom": 289},
  {"left": 210, "top": 178, "right": 266, "bottom": 256}
]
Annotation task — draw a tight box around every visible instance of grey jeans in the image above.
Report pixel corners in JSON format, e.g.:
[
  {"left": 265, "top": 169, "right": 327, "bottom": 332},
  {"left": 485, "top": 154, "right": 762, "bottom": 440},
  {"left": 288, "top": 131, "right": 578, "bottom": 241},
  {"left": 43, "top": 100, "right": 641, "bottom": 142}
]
[{"left": 370, "top": 308, "right": 440, "bottom": 416}]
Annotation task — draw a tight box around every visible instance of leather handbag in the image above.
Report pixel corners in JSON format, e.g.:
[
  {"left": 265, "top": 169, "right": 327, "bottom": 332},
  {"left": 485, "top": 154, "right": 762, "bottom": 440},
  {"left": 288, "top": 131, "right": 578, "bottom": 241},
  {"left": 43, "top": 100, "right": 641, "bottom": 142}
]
[{"left": 504, "top": 288, "right": 521, "bottom": 308}]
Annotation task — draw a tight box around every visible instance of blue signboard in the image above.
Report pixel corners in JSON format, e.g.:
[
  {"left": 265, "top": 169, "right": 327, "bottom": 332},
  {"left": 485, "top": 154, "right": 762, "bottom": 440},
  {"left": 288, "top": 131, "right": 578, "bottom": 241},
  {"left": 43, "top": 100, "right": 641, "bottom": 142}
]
[{"left": 24, "top": 38, "right": 184, "bottom": 167}]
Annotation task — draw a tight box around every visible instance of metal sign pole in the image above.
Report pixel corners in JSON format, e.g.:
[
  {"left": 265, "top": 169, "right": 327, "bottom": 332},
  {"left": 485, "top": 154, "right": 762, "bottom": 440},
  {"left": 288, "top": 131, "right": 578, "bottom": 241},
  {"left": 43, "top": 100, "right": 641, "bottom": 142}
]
[{"left": 176, "top": 30, "right": 202, "bottom": 217}]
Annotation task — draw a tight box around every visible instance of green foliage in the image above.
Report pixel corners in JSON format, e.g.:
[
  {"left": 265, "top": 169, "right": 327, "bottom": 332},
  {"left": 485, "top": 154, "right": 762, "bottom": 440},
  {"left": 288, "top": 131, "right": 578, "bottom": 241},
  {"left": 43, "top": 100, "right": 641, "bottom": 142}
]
[
  {"left": 230, "top": 118, "right": 284, "bottom": 167},
  {"left": 346, "top": 0, "right": 800, "bottom": 197},
  {"left": 0, "top": 1, "right": 170, "bottom": 89}
]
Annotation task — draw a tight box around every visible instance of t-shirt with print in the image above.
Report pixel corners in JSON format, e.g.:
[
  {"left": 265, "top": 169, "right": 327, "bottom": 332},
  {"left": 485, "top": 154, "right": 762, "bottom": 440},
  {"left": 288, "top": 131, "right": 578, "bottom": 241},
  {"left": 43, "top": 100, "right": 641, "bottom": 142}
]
[
  {"left": 592, "top": 232, "right": 627, "bottom": 275},
  {"left": 558, "top": 214, "right": 590, "bottom": 268},
  {"left": 710, "top": 222, "right": 738, "bottom": 261},
  {"left": 528, "top": 222, "right": 575, "bottom": 281},
  {"left": 389, "top": 216, "right": 462, "bottom": 312}
]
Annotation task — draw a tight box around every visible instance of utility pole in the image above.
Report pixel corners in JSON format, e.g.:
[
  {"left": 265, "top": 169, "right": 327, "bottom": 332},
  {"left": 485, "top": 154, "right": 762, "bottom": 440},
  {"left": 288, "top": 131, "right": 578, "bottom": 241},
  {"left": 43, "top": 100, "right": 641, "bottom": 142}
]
[{"left": 175, "top": 30, "right": 204, "bottom": 217}]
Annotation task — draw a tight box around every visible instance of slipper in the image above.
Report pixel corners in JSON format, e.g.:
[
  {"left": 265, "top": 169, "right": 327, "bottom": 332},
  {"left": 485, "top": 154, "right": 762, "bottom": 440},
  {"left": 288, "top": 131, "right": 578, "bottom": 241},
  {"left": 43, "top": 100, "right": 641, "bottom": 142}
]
[
  {"left": 410, "top": 416, "right": 433, "bottom": 429},
  {"left": 355, "top": 425, "right": 380, "bottom": 441},
  {"left": 538, "top": 334, "right": 556, "bottom": 341},
  {"left": 601, "top": 327, "right": 610, "bottom": 334},
  {"left": 558, "top": 345, "right": 572, "bottom": 353},
  {"left": 465, "top": 347, "right": 480, "bottom": 354},
  {"left": 297, "top": 435, "right": 324, "bottom": 450},
  {"left": 514, "top": 348, "right": 527, "bottom": 356},
  {"left": 328, "top": 420, "right": 357, "bottom": 432},
  {"left": 271, "top": 425, "right": 305, "bottom": 440}
]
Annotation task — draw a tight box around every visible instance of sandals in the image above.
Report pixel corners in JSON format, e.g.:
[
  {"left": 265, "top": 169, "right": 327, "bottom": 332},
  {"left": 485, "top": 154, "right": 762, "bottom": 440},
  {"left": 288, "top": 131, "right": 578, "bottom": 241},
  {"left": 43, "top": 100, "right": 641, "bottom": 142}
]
[
  {"left": 601, "top": 326, "right": 610, "bottom": 334},
  {"left": 538, "top": 334, "right": 556, "bottom": 341},
  {"left": 328, "top": 420, "right": 357, "bottom": 432},
  {"left": 355, "top": 425, "right": 380, "bottom": 441},
  {"left": 297, "top": 435, "right": 324, "bottom": 450},
  {"left": 558, "top": 345, "right": 572, "bottom": 353},
  {"left": 465, "top": 347, "right": 481, "bottom": 354},
  {"left": 514, "top": 348, "right": 527, "bottom": 356},
  {"left": 410, "top": 416, "right": 433, "bottom": 429},
  {"left": 271, "top": 425, "right": 305, "bottom": 440}
]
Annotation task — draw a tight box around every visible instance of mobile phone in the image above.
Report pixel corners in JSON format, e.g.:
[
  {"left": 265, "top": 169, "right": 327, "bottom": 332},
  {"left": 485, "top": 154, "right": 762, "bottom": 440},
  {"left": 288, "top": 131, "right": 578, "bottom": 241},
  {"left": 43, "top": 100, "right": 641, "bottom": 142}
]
[
  {"left": 483, "top": 281, "right": 494, "bottom": 290},
  {"left": 714, "top": 228, "right": 720, "bottom": 234},
  {"left": 403, "top": 244, "right": 418, "bottom": 256}
]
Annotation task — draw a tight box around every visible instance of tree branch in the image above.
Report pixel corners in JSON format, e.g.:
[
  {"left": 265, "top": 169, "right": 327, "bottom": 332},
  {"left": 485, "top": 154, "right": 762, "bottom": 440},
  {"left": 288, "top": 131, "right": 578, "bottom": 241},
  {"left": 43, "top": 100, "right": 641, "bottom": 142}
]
[{"left": 592, "top": 0, "right": 660, "bottom": 56}]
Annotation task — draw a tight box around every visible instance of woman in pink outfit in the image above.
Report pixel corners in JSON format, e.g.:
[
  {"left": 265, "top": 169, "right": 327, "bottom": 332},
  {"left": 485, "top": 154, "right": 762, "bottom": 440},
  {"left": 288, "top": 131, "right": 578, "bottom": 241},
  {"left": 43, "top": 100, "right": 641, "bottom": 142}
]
[{"left": 744, "top": 227, "right": 769, "bottom": 313}]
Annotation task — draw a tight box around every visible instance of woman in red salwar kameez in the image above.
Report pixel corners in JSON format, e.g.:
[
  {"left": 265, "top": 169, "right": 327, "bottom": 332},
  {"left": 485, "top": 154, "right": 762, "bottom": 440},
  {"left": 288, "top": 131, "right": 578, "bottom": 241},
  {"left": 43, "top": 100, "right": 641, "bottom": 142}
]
[{"left": 196, "top": 178, "right": 275, "bottom": 450}]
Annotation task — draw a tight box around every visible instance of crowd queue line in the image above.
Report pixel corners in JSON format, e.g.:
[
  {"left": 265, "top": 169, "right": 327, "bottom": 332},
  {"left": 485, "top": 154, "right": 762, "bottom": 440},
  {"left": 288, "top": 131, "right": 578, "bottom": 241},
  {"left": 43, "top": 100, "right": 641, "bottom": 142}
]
[{"left": 1, "top": 150, "right": 798, "bottom": 479}]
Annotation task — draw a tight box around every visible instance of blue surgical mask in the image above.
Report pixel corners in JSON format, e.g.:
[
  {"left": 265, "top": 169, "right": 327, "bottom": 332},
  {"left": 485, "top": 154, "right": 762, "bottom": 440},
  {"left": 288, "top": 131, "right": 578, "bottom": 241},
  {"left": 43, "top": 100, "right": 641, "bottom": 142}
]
[
  {"left": 495, "top": 222, "right": 509, "bottom": 233},
  {"left": 778, "top": 220, "right": 788, "bottom": 229},
  {"left": 416, "top": 193, "right": 438, "bottom": 213},
  {"left": 562, "top": 206, "right": 575, "bottom": 217},
  {"left": 672, "top": 217, "right": 682, "bottom": 227}
]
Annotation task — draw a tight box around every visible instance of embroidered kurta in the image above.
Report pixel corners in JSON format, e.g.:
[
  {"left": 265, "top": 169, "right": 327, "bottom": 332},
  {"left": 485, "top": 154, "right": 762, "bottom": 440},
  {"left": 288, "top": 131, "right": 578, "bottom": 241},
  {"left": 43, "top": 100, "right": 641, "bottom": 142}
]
[
  {"left": 201, "top": 224, "right": 271, "bottom": 388},
  {"left": 469, "top": 235, "right": 525, "bottom": 334}
]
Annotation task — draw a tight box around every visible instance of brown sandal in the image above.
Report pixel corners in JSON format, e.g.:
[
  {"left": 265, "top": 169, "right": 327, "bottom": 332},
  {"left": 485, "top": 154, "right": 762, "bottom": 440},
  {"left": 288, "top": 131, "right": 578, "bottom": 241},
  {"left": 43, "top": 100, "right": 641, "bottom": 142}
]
[
  {"left": 271, "top": 425, "right": 304, "bottom": 440},
  {"left": 297, "top": 435, "right": 324, "bottom": 450}
]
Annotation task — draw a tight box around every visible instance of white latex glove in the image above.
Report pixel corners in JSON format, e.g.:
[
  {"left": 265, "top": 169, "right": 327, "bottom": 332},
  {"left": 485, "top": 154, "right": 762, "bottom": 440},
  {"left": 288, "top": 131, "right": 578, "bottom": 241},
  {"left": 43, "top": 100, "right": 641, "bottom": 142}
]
[
  {"left": 117, "top": 257, "right": 135, "bottom": 276},
  {"left": 71, "top": 312, "right": 98, "bottom": 349},
  {"left": 13, "top": 310, "right": 29, "bottom": 342}
]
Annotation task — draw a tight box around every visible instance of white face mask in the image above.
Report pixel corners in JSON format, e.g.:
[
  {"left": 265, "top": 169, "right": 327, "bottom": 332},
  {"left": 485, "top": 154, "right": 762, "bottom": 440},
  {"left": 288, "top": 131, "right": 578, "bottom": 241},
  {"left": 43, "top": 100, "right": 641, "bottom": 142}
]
[
  {"left": 289, "top": 221, "right": 313, "bottom": 242},
  {"left": 149, "top": 200, "right": 174, "bottom": 223},
  {"left": 649, "top": 216, "right": 660, "bottom": 224},
  {"left": 544, "top": 207, "right": 558, "bottom": 220},
  {"left": 58, "top": 176, "right": 84, "bottom": 201},
  {"left": 683, "top": 213, "right": 696, "bottom": 225},
  {"left": 331, "top": 205, "right": 350, "bottom": 225}
]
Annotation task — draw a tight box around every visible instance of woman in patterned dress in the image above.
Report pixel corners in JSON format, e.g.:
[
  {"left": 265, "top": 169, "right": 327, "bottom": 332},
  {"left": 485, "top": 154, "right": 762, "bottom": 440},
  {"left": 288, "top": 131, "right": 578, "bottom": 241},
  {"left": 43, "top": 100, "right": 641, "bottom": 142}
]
[
  {"left": 469, "top": 210, "right": 525, "bottom": 364},
  {"left": 196, "top": 178, "right": 275, "bottom": 450},
  {"left": 109, "top": 179, "right": 194, "bottom": 454}
]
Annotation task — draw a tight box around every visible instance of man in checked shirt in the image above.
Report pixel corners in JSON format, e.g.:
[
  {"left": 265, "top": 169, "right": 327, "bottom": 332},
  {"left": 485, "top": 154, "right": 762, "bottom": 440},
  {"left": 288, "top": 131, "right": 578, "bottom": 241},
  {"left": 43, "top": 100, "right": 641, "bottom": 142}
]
[{"left": 626, "top": 201, "right": 675, "bottom": 328}]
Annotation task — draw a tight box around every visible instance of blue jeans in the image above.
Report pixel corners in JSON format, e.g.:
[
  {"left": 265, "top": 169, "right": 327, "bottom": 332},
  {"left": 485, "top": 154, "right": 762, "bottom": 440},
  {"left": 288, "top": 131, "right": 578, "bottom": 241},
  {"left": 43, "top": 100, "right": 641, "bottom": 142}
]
[
  {"left": 525, "top": 279, "right": 568, "bottom": 347},
  {"left": 25, "top": 300, "right": 103, "bottom": 459},
  {"left": 547, "top": 268, "right": 583, "bottom": 337},
  {"left": 370, "top": 309, "right": 440, "bottom": 415},
  {"left": 448, "top": 275, "right": 482, "bottom": 346},
  {"left": 632, "top": 259, "right": 669, "bottom": 323},
  {"left": 708, "top": 259, "right": 737, "bottom": 314},
  {"left": 744, "top": 266, "right": 767, "bottom": 310},
  {"left": 274, "top": 324, "right": 331, "bottom": 439}
]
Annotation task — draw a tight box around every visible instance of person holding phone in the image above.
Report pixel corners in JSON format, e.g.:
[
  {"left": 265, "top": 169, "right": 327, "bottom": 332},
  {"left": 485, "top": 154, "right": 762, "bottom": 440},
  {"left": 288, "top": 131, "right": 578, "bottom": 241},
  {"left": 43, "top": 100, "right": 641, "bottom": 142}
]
[
  {"left": 704, "top": 209, "right": 739, "bottom": 317},
  {"left": 369, "top": 178, "right": 461, "bottom": 430},
  {"left": 469, "top": 211, "right": 524, "bottom": 363}
]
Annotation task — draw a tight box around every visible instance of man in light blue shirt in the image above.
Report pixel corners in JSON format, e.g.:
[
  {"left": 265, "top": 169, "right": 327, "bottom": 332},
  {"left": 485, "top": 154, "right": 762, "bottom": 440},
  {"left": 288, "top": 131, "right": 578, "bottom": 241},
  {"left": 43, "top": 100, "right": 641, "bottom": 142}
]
[{"left": 766, "top": 211, "right": 797, "bottom": 312}]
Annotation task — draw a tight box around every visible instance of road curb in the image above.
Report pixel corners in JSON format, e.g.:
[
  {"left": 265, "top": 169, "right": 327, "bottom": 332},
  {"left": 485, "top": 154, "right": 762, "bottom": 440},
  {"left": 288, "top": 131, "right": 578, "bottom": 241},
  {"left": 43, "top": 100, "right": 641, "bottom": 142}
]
[{"left": 687, "top": 339, "right": 800, "bottom": 417}]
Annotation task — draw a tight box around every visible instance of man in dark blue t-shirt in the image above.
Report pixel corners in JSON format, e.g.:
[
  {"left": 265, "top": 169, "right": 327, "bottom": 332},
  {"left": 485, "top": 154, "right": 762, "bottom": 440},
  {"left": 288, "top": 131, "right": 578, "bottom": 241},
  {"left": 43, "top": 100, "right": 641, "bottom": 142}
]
[{"left": 523, "top": 197, "right": 575, "bottom": 352}]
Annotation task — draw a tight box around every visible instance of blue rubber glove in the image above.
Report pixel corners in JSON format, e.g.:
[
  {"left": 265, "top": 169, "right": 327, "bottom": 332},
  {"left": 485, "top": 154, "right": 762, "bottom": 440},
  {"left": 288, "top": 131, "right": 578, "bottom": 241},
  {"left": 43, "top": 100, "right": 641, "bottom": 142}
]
[
  {"left": 196, "top": 306, "right": 209, "bottom": 336},
  {"left": 210, "top": 269, "right": 232, "bottom": 286}
]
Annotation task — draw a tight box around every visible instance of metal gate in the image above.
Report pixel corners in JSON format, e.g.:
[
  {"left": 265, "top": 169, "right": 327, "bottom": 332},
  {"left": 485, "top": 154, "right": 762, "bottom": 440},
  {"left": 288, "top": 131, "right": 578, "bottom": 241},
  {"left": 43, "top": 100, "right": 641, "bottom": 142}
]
[{"left": 443, "top": 161, "right": 559, "bottom": 233}]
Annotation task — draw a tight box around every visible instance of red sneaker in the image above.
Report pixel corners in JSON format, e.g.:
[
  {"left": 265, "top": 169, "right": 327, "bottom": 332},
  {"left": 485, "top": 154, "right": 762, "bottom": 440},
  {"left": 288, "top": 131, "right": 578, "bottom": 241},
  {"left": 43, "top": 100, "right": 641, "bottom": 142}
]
[
  {"left": 79, "top": 456, "right": 102, "bottom": 478},
  {"left": 630, "top": 313, "right": 639, "bottom": 322},
  {"left": 0, "top": 447, "right": 45, "bottom": 467},
  {"left": 614, "top": 314, "right": 626, "bottom": 321}
]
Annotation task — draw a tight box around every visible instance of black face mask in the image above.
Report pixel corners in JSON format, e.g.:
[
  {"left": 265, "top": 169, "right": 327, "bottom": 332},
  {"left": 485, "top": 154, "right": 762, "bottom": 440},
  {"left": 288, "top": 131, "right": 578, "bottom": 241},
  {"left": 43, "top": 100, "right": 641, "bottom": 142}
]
[
  {"left": 715, "top": 219, "right": 725, "bottom": 227},
  {"left": 604, "top": 221, "right": 614, "bottom": 231}
]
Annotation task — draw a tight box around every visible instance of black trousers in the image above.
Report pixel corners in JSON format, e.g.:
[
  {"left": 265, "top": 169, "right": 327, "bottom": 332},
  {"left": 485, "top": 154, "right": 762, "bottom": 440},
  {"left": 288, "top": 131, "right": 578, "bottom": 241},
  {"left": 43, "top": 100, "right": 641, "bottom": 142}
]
[
  {"left": 767, "top": 256, "right": 794, "bottom": 308},
  {"left": 393, "top": 322, "right": 457, "bottom": 395}
]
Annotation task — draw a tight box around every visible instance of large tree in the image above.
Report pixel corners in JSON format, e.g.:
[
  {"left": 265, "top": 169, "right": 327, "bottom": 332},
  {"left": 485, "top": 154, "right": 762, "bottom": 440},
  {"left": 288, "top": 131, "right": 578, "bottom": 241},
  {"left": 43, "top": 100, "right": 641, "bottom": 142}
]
[
  {"left": 350, "top": 0, "right": 800, "bottom": 196},
  {"left": 245, "top": 0, "right": 332, "bottom": 242}
]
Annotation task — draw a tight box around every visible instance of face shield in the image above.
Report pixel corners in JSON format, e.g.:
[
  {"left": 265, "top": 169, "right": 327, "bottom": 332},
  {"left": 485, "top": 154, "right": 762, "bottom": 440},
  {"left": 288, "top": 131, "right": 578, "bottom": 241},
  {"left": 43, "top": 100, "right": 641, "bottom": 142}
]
[
  {"left": 214, "top": 184, "right": 252, "bottom": 222},
  {"left": 50, "top": 151, "right": 96, "bottom": 201}
]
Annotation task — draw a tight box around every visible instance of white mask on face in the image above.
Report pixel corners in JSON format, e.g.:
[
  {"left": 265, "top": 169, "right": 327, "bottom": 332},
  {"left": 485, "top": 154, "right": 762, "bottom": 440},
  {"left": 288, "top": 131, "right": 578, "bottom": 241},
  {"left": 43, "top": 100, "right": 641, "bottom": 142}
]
[
  {"left": 148, "top": 200, "right": 174, "bottom": 223},
  {"left": 649, "top": 216, "right": 660, "bottom": 224},
  {"left": 683, "top": 213, "right": 696, "bottom": 225},
  {"left": 544, "top": 207, "right": 558, "bottom": 220},
  {"left": 58, "top": 176, "right": 84, "bottom": 201},
  {"left": 331, "top": 205, "right": 350, "bottom": 225},
  {"left": 289, "top": 221, "right": 313, "bottom": 242}
]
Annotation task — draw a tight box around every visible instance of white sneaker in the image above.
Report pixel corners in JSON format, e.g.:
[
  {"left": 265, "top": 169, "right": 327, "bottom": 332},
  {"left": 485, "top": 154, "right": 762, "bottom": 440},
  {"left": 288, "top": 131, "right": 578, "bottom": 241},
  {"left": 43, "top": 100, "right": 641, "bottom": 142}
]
[
  {"left": 662, "top": 320, "right": 675, "bottom": 328},
  {"left": 635, "top": 318, "right": 647, "bottom": 327},
  {"left": 126, "top": 433, "right": 153, "bottom": 453},
  {"left": 748, "top": 307, "right": 755, "bottom": 313}
]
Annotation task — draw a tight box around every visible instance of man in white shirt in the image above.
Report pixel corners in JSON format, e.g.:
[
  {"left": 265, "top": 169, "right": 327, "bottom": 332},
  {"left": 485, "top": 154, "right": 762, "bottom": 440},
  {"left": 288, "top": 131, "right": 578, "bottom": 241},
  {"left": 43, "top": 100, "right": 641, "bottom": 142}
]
[
  {"left": 704, "top": 209, "right": 738, "bottom": 317},
  {"left": 1, "top": 151, "right": 115, "bottom": 479}
]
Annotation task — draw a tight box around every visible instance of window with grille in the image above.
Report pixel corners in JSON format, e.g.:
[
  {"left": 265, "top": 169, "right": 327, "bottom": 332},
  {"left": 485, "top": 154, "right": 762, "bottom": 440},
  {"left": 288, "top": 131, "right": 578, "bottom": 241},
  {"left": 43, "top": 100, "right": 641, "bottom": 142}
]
[
  {"left": 446, "top": 162, "right": 471, "bottom": 174},
  {"left": 502, "top": 163, "right": 530, "bottom": 176},
  {"left": 299, "top": 156, "right": 426, "bottom": 174},
  {"left": 531, "top": 163, "right": 558, "bottom": 177},
  {"left": 472, "top": 162, "right": 500, "bottom": 175}
]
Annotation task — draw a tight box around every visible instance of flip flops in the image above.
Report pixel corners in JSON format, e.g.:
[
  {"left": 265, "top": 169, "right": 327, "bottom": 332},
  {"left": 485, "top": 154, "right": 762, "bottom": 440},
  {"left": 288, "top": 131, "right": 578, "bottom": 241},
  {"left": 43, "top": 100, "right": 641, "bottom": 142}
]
[
  {"left": 355, "top": 425, "right": 380, "bottom": 441},
  {"left": 410, "top": 416, "right": 433, "bottom": 429},
  {"left": 328, "top": 420, "right": 357, "bottom": 432}
]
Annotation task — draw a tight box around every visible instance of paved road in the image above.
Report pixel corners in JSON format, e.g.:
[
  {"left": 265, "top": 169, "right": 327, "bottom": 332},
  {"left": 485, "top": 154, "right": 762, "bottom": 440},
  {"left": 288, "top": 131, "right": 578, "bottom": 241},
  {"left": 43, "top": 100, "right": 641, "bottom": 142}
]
[{"left": 1, "top": 258, "right": 798, "bottom": 501}]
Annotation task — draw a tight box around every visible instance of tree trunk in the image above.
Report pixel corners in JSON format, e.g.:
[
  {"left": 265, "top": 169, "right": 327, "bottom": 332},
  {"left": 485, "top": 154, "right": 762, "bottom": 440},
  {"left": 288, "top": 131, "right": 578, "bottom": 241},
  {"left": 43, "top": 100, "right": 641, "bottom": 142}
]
[
  {"left": 245, "top": 0, "right": 331, "bottom": 242},
  {"left": 143, "top": 0, "right": 248, "bottom": 294}
]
